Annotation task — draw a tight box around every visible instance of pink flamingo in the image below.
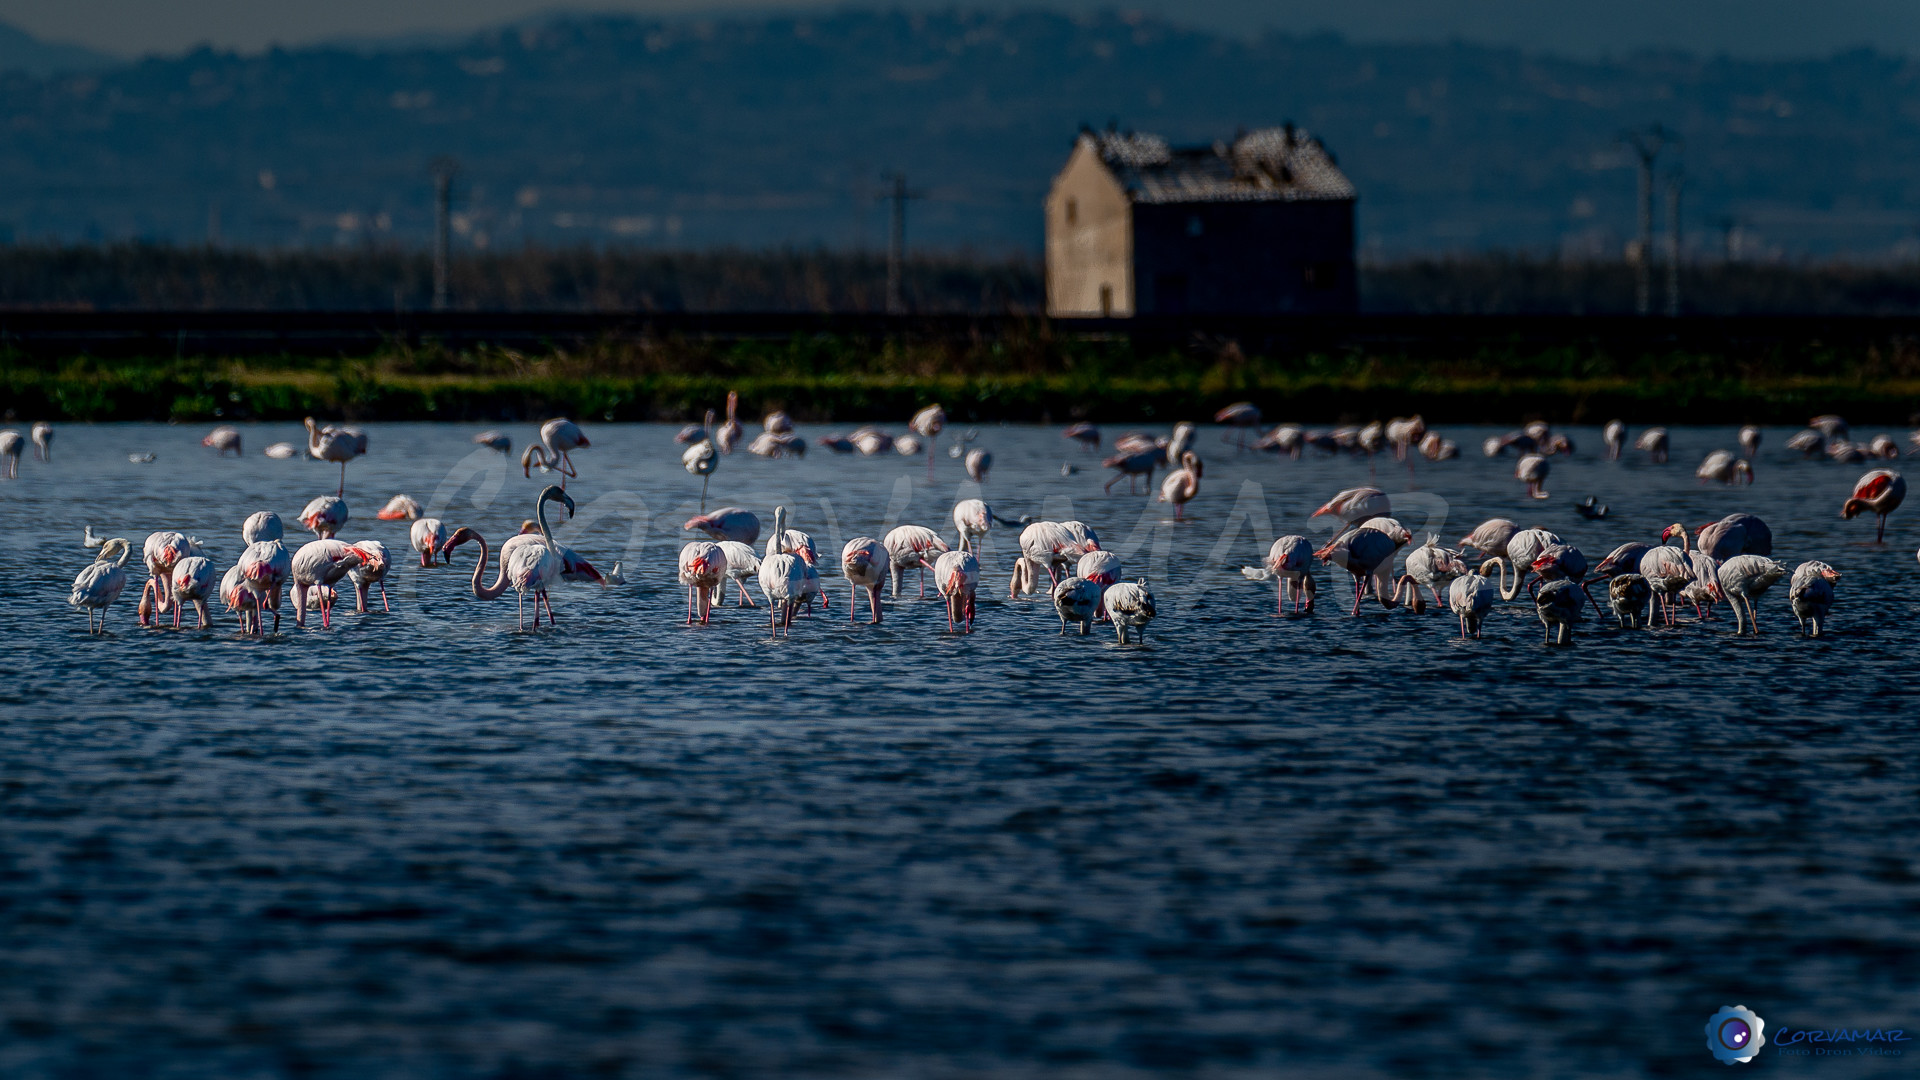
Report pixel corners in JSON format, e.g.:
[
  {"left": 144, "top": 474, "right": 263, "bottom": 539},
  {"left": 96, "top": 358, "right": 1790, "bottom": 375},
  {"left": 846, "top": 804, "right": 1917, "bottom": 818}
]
[
  {"left": 138, "top": 531, "right": 194, "bottom": 626},
  {"left": 842, "top": 537, "right": 888, "bottom": 623},
  {"left": 935, "top": 550, "right": 980, "bottom": 632},
  {"left": 289, "top": 539, "right": 377, "bottom": 629},
  {"left": 1842, "top": 469, "right": 1905, "bottom": 542},
  {"left": 1158, "top": 451, "right": 1202, "bottom": 518},
  {"left": 883, "top": 525, "right": 949, "bottom": 598},
  {"left": 303, "top": 417, "right": 361, "bottom": 496},
  {"left": 678, "top": 541, "right": 728, "bottom": 624},
  {"left": 684, "top": 507, "right": 762, "bottom": 546},
  {"left": 70, "top": 537, "right": 133, "bottom": 633},
  {"left": 522, "top": 418, "right": 589, "bottom": 489}
]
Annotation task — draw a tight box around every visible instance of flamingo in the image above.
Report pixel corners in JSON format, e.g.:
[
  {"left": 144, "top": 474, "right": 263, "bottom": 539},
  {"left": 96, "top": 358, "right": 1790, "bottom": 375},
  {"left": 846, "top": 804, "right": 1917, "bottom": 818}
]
[
  {"left": 303, "top": 417, "right": 361, "bottom": 495},
  {"left": 410, "top": 517, "right": 449, "bottom": 567},
  {"left": 964, "top": 448, "right": 992, "bottom": 483},
  {"left": 763, "top": 410, "right": 794, "bottom": 435},
  {"left": 1841, "top": 469, "right": 1905, "bottom": 542},
  {"left": 30, "top": 421, "right": 52, "bottom": 461},
  {"left": 883, "top": 524, "right": 949, "bottom": 598},
  {"left": 70, "top": 537, "right": 132, "bottom": 633},
  {"left": 747, "top": 432, "right": 807, "bottom": 458},
  {"left": 1402, "top": 536, "right": 1469, "bottom": 608},
  {"left": 1213, "top": 402, "right": 1261, "bottom": 448},
  {"left": 717, "top": 540, "right": 762, "bottom": 606},
  {"left": 953, "top": 499, "right": 1021, "bottom": 553},
  {"left": 817, "top": 434, "right": 857, "bottom": 454},
  {"left": 473, "top": 430, "right": 511, "bottom": 454},
  {"left": 1077, "top": 550, "right": 1124, "bottom": 618},
  {"left": 202, "top": 425, "right": 242, "bottom": 456},
  {"left": 716, "top": 392, "right": 744, "bottom": 453},
  {"left": 1786, "top": 429, "right": 1826, "bottom": 457},
  {"left": 894, "top": 433, "right": 924, "bottom": 456},
  {"left": 1102, "top": 446, "right": 1163, "bottom": 494},
  {"left": 849, "top": 428, "right": 894, "bottom": 455},
  {"left": 1477, "top": 527, "right": 1560, "bottom": 601},
  {"left": 1696, "top": 451, "right": 1753, "bottom": 484},
  {"left": 1789, "top": 561, "right": 1840, "bottom": 637},
  {"left": 167, "top": 556, "right": 215, "bottom": 629},
  {"left": 1696, "top": 513, "right": 1773, "bottom": 559},
  {"left": 678, "top": 541, "right": 728, "bottom": 624},
  {"left": 1739, "top": 425, "right": 1762, "bottom": 458},
  {"left": 531, "top": 418, "right": 588, "bottom": 488},
  {"left": 934, "top": 550, "right": 980, "bottom": 632},
  {"left": 1635, "top": 427, "right": 1670, "bottom": 463},
  {"left": 1603, "top": 420, "right": 1627, "bottom": 460},
  {"left": 911, "top": 404, "right": 945, "bottom": 475},
  {"left": 1608, "top": 574, "right": 1653, "bottom": 629},
  {"left": 347, "top": 540, "right": 392, "bottom": 613},
  {"left": 1458, "top": 518, "right": 1521, "bottom": 560},
  {"left": 842, "top": 537, "right": 888, "bottom": 623},
  {"left": 1482, "top": 431, "right": 1535, "bottom": 458},
  {"left": 1811, "top": 414, "right": 1850, "bottom": 439},
  {"left": 445, "top": 486, "right": 576, "bottom": 629},
  {"left": 1529, "top": 543, "right": 1604, "bottom": 616},
  {"left": 1418, "top": 432, "right": 1459, "bottom": 461},
  {"left": 1315, "top": 527, "right": 1399, "bottom": 616},
  {"left": 1592, "top": 541, "right": 1652, "bottom": 581},
  {"left": 0, "top": 430, "right": 20, "bottom": 477},
  {"left": 674, "top": 411, "right": 713, "bottom": 445},
  {"left": 237, "top": 540, "right": 292, "bottom": 633},
  {"left": 300, "top": 495, "right": 348, "bottom": 539},
  {"left": 221, "top": 563, "right": 260, "bottom": 633},
  {"left": 508, "top": 519, "right": 607, "bottom": 587},
  {"left": 1448, "top": 573, "right": 1495, "bottom": 638},
  {"left": 1638, "top": 525, "right": 1696, "bottom": 626},
  {"left": 684, "top": 507, "right": 761, "bottom": 545},
  {"left": 1265, "top": 535, "right": 1317, "bottom": 614},
  {"left": 289, "top": 539, "right": 377, "bottom": 629},
  {"left": 1869, "top": 434, "right": 1900, "bottom": 459},
  {"left": 1158, "top": 451, "right": 1202, "bottom": 518},
  {"left": 1357, "top": 421, "right": 1385, "bottom": 462},
  {"left": 1385, "top": 415, "right": 1425, "bottom": 461},
  {"left": 1310, "top": 487, "right": 1390, "bottom": 523},
  {"left": 242, "top": 511, "right": 283, "bottom": 544},
  {"left": 1104, "top": 580, "right": 1156, "bottom": 643},
  {"left": 683, "top": 413, "right": 718, "bottom": 510},
  {"left": 264, "top": 442, "right": 297, "bottom": 459},
  {"left": 1052, "top": 576, "right": 1100, "bottom": 634},
  {"left": 1257, "top": 425, "right": 1304, "bottom": 458},
  {"left": 758, "top": 506, "right": 808, "bottom": 637},
  {"left": 376, "top": 494, "right": 423, "bottom": 520},
  {"left": 1535, "top": 579, "right": 1582, "bottom": 645},
  {"left": 138, "top": 531, "right": 193, "bottom": 626},
  {"left": 1515, "top": 453, "right": 1551, "bottom": 499},
  {"left": 1717, "top": 555, "right": 1787, "bottom": 636},
  {"left": 1680, "top": 550, "right": 1722, "bottom": 620},
  {"left": 1016, "top": 520, "right": 1098, "bottom": 587},
  {"left": 1063, "top": 422, "right": 1101, "bottom": 450}
]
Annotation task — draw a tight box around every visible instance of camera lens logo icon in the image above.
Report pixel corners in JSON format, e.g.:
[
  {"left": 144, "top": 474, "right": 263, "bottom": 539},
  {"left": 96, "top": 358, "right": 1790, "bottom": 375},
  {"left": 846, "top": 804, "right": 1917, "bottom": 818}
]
[{"left": 1706, "top": 1006, "right": 1766, "bottom": 1063}]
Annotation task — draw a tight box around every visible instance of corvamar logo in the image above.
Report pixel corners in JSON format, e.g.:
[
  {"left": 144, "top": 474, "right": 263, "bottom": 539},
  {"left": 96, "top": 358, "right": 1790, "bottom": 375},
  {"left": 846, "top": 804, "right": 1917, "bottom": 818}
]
[{"left": 1707, "top": 1006, "right": 1766, "bottom": 1064}]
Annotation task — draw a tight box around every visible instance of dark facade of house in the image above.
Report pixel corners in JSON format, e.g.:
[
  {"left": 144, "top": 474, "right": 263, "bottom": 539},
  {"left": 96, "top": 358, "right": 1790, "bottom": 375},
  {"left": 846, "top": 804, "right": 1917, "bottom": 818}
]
[{"left": 1046, "top": 127, "right": 1358, "bottom": 317}]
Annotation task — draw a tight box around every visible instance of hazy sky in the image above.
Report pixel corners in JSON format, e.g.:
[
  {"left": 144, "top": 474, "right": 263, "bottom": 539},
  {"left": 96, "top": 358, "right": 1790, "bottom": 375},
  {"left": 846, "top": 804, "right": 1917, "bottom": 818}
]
[{"left": 4, "top": 0, "right": 1913, "bottom": 58}]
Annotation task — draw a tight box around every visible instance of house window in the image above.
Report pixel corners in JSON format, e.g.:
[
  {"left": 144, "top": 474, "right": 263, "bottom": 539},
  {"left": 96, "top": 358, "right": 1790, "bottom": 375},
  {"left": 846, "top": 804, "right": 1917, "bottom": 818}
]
[
  {"left": 1099, "top": 284, "right": 1113, "bottom": 317},
  {"left": 1065, "top": 198, "right": 1077, "bottom": 226}
]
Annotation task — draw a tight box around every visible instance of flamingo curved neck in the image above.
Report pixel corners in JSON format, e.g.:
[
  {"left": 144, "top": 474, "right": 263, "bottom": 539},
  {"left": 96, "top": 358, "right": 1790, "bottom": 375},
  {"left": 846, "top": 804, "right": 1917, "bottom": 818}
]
[
  {"left": 467, "top": 535, "right": 509, "bottom": 599},
  {"left": 535, "top": 497, "right": 558, "bottom": 554},
  {"left": 1480, "top": 556, "right": 1520, "bottom": 600}
]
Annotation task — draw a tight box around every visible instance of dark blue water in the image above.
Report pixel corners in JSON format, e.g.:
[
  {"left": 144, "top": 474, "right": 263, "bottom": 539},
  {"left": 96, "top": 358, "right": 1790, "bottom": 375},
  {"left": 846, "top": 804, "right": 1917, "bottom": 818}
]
[{"left": 2, "top": 422, "right": 1916, "bottom": 1077}]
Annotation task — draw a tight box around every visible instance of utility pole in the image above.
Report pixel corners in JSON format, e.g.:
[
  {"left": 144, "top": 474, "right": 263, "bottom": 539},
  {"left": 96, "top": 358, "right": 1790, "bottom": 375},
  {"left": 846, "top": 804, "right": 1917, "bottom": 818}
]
[
  {"left": 1664, "top": 167, "right": 1683, "bottom": 317},
  {"left": 879, "top": 173, "right": 919, "bottom": 315},
  {"left": 1620, "top": 125, "right": 1674, "bottom": 316},
  {"left": 431, "top": 157, "right": 458, "bottom": 312}
]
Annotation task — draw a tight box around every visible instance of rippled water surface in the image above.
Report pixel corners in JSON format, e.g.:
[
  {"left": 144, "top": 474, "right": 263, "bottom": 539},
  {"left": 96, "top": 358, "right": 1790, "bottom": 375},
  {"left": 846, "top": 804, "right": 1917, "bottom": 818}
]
[{"left": 3, "top": 422, "right": 1918, "bottom": 1077}]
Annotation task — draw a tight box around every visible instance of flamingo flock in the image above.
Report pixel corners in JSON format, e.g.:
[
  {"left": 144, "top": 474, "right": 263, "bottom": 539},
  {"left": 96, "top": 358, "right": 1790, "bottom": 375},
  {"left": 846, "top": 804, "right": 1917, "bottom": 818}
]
[{"left": 49, "top": 407, "right": 1907, "bottom": 647}]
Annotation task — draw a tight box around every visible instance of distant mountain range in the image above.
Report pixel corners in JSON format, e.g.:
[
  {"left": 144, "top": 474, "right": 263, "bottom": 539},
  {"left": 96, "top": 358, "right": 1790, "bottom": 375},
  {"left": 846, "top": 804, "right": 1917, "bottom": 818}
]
[
  {"left": 0, "top": 21, "right": 112, "bottom": 76},
  {"left": 0, "top": 11, "right": 1914, "bottom": 258}
]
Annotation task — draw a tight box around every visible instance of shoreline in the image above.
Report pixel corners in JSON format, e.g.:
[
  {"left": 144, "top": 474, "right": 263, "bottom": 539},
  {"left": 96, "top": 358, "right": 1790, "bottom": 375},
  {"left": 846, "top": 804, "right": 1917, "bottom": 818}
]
[{"left": 6, "top": 366, "right": 1920, "bottom": 426}]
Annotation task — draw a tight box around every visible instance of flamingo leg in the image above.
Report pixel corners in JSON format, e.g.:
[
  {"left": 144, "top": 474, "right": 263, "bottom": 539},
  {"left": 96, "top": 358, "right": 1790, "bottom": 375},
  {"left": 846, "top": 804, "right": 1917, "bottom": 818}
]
[
  {"left": 1878, "top": 515, "right": 1887, "bottom": 543},
  {"left": 686, "top": 586, "right": 695, "bottom": 625},
  {"left": 869, "top": 586, "right": 882, "bottom": 624},
  {"left": 381, "top": 584, "right": 390, "bottom": 613}
]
